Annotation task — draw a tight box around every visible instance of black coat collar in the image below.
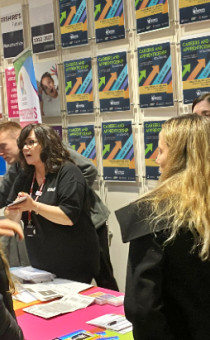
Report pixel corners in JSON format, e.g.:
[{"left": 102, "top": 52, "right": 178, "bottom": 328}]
[{"left": 115, "top": 201, "right": 167, "bottom": 243}]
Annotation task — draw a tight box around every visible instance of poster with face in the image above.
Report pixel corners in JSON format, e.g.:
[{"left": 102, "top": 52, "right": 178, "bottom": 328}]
[{"left": 34, "top": 60, "right": 60, "bottom": 117}]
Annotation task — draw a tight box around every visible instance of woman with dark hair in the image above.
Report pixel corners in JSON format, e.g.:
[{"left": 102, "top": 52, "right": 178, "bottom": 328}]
[
  {"left": 192, "top": 92, "right": 210, "bottom": 116},
  {"left": 116, "top": 114, "right": 210, "bottom": 339},
  {"left": 5, "top": 124, "right": 100, "bottom": 283}
]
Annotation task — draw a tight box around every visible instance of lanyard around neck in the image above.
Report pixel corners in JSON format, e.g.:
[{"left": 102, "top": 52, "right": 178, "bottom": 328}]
[{"left": 28, "top": 172, "right": 46, "bottom": 223}]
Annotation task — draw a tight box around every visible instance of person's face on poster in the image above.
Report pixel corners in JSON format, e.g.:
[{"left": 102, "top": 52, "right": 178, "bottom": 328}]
[{"left": 41, "top": 76, "right": 58, "bottom": 99}]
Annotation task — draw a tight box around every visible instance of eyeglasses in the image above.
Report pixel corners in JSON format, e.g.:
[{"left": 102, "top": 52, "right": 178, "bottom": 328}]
[{"left": 22, "top": 140, "right": 39, "bottom": 149}]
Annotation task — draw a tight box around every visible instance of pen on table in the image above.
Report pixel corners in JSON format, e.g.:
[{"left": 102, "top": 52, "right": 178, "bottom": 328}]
[{"left": 108, "top": 320, "right": 118, "bottom": 326}]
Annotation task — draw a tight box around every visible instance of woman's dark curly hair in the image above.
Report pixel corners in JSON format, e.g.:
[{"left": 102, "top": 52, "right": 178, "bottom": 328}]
[{"left": 18, "top": 123, "right": 73, "bottom": 173}]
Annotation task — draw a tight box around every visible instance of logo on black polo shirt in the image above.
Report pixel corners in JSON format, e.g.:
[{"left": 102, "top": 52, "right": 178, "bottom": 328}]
[{"left": 47, "top": 187, "right": 56, "bottom": 192}]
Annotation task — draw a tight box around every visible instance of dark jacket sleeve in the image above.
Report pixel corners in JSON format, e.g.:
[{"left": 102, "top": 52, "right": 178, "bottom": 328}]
[
  {"left": 125, "top": 232, "right": 175, "bottom": 340},
  {"left": 67, "top": 145, "right": 110, "bottom": 228},
  {"left": 0, "top": 163, "right": 20, "bottom": 208},
  {"left": 67, "top": 146, "right": 98, "bottom": 186},
  {"left": 0, "top": 294, "right": 23, "bottom": 340}
]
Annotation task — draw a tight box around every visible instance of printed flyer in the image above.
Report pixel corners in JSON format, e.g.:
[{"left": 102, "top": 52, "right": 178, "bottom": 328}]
[
  {"left": 67, "top": 125, "right": 96, "bottom": 165},
  {"left": 29, "top": 0, "right": 55, "bottom": 54},
  {"left": 97, "top": 51, "right": 130, "bottom": 112},
  {"left": 181, "top": 35, "right": 210, "bottom": 104},
  {"left": 135, "top": 0, "right": 169, "bottom": 34},
  {"left": 59, "top": 0, "right": 88, "bottom": 48},
  {"left": 144, "top": 120, "right": 165, "bottom": 180},
  {"left": 5, "top": 67, "right": 19, "bottom": 118},
  {"left": 1, "top": 4, "right": 24, "bottom": 59},
  {"left": 94, "top": 0, "right": 125, "bottom": 43},
  {"left": 102, "top": 121, "right": 135, "bottom": 181},
  {"left": 179, "top": 0, "right": 210, "bottom": 24},
  {"left": 138, "top": 42, "right": 173, "bottom": 108},
  {"left": 64, "top": 57, "right": 93, "bottom": 114},
  {"left": 13, "top": 49, "right": 42, "bottom": 126}
]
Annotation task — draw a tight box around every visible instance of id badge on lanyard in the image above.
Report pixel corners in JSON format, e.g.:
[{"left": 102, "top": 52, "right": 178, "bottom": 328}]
[
  {"left": 25, "top": 221, "right": 36, "bottom": 237},
  {"left": 26, "top": 173, "right": 45, "bottom": 237}
]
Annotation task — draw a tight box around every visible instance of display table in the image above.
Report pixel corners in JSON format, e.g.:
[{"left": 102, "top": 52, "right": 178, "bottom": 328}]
[{"left": 14, "top": 286, "right": 134, "bottom": 340}]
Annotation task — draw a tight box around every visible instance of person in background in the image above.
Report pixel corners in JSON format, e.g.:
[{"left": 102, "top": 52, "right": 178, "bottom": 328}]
[
  {"left": 192, "top": 92, "right": 210, "bottom": 116},
  {"left": 0, "top": 122, "right": 29, "bottom": 267},
  {"left": 0, "top": 219, "right": 24, "bottom": 340},
  {"left": 5, "top": 123, "right": 100, "bottom": 283},
  {"left": 0, "top": 121, "right": 118, "bottom": 289},
  {"left": 116, "top": 114, "right": 210, "bottom": 339}
]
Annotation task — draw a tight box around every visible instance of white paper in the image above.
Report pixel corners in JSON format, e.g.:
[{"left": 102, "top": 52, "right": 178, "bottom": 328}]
[
  {"left": 23, "top": 293, "right": 95, "bottom": 318},
  {"left": 21, "top": 279, "right": 93, "bottom": 301},
  {"left": 13, "top": 290, "right": 37, "bottom": 303},
  {"left": 87, "top": 313, "right": 132, "bottom": 334}
]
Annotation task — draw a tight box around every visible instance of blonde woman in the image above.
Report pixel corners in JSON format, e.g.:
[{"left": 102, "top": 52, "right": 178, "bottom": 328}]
[
  {"left": 0, "top": 219, "right": 24, "bottom": 340},
  {"left": 116, "top": 114, "right": 210, "bottom": 340}
]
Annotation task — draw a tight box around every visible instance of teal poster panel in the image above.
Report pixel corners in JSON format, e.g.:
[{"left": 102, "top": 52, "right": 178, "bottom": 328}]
[
  {"left": 64, "top": 57, "right": 93, "bottom": 114},
  {"left": 136, "top": 0, "right": 169, "bottom": 34},
  {"left": 144, "top": 120, "right": 165, "bottom": 180},
  {"left": 179, "top": 0, "right": 210, "bottom": 24},
  {"left": 67, "top": 125, "right": 96, "bottom": 166},
  {"left": 138, "top": 42, "right": 173, "bottom": 108},
  {"left": 97, "top": 51, "right": 130, "bottom": 112},
  {"left": 102, "top": 121, "right": 135, "bottom": 181},
  {"left": 181, "top": 35, "right": 210, "bottom": 104},
  {"left": 94, "top": 0, "right": 125, "bottom": 43},
  {"left": 59, "top": 0, "right": 88, "bottom": 47}
]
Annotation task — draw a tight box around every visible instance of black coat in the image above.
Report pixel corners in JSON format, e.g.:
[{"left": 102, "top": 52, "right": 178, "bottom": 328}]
[
  {"left": 0, "top": 254, "right": 23, "bottom": 340},
  {"left": 116, "top": 203, "right": 210, "bottom": 340}
]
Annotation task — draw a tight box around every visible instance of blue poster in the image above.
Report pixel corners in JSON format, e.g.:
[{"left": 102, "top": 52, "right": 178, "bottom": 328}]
[
  {"left": 67, "top": 125, "right": 96, "bottom": 166},
  {"left": 102, "top": 121, "right": 135, "bottom": 181},
  {"left": 0, "top": 157, "right": 6, "bottom": 176},
  {"left": 64, "top": 57, "right": 93, "bottom": 114},
  {"left": 144, "top": 120, "right": 165, "bottom": 180},
  {"left": 94, "top": 0, "right": 125, "bottom": 43},
  {"left": 179, "top": 0, "right": 210, "bottom": 24},
  {"left": 59, "top": 0, "right": 88, "bottom": 47},
  {"left": 136, "top": 0, "right": 169, "bottom": 34},
  {"left": 181, "top": 35, "right": 210, "bottom": 104},
  {"left": 97, "top": 51, "right": 130, "bottom": 112},
  {"left": 138, "top": 42, "right": 173, "bottom": 108}
]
